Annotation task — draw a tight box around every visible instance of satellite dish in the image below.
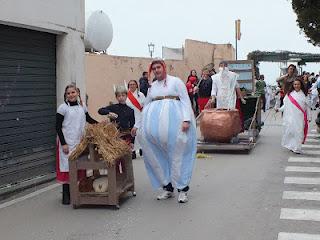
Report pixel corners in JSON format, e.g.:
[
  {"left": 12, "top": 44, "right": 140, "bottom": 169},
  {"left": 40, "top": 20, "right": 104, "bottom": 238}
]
[{"left": 85, "top": 10, "right": 113, "bottom": 52}]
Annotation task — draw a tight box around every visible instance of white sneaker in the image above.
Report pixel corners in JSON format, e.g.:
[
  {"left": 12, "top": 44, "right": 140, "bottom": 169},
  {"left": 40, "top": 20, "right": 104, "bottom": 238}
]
[
  {"left": 157, "top": 190, "right": 174, "bottom": 200},
  {"left": 178, "top": 191, "right": 188, "bottom": 203}
]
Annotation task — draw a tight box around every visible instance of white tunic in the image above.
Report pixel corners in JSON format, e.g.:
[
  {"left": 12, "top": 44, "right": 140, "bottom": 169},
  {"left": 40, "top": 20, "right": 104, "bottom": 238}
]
[
  {"left": 310, "top": 83, "right": 319, "bottom": 109},
  {"left": 265, "top": 86, "right": 272, "bottom": 110},
  {"left": 279, "top": 90, "right": 309, "bottom": 153},
  {"left": 57, "top": 103, "right": 87, "bottom": 172},
  {"left": 211, "top": 70, "right": 239, "bottom": 109},
  {"left": 143, "top": 75, "right": 193, "bottom": 123}
]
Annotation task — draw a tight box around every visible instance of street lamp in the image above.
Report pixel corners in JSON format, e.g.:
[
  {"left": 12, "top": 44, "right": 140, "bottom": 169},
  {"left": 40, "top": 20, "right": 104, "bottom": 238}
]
[{"left": 148, "top": 42, "right": 155, "bottom": 58}]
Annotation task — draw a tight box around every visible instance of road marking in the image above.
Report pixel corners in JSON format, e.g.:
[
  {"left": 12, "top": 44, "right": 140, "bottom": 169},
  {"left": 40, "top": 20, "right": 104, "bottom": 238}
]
[
  {"left": 0, "top": 183, "right": 60, "bottom": 210},
  {"left": 307, "top": 134, "right": 320, "bottom": 138},
  {"left": 302, "top": 150, "right": 320, "bottom": 155},
  {"left": 305, "top": 139, "right": 319, "bottom": 144},
  {"left": 280, "top": 208, "right": 320, "bottom": 221},
  {"left": 288, "top": 157, "right": 320, "bottom": 163},
  {"left": 284, "top": 177, "right": 320, "bottom": 185},
  {"left": 283, "top": 191, "right": 320, "bottom": 201},
  {"left": 278, "top": 232, "right": 320, "bottom": 240},
  {"left": 285, "top": 166, "right": 320, "bottom": 173},
  {"left": 302, "top": 145, "right": 320, "bottom": 149}
]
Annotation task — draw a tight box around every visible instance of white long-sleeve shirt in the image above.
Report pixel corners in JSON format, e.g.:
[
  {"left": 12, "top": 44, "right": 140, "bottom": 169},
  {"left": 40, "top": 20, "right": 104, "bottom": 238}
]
[{"left": 144, "top": 74, "right": 193, "bottom": 122}]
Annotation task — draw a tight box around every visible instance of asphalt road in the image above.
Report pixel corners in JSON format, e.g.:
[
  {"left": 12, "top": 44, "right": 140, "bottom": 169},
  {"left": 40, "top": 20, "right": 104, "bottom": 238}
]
[{"left": 0, "top": 110, "right": 319, "bottom": 240}]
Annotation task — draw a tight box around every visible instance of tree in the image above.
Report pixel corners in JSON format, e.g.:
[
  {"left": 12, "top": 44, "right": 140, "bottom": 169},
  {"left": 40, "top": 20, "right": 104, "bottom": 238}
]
[{"left": 292, "top": 0, "right": 320, "bottom": 46}]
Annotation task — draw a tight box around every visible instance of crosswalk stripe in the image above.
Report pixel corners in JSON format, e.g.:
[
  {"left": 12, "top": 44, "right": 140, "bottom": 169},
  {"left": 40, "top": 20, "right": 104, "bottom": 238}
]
[
  {"left": 280, "top": 208, "right": 320, "bottom": 221},
  {"left": 283, "top": 191, "right": 320, "bottom": 201},
  {"left": 278, "top": 232, "right": 320, "bottom": 240},
  {"left": 285, "top": 166, "right": 320, "bottom": 173},
  {"left": 288, "top": 157, "right": 320, "bottom": 163},
  {"left": 305, "top": 139, "right": 320, "bottom": 144},
  {"left": 302, "top": 150, "right": 320, "bottom": 155},
  {"left": 284, "top": 177, "right": 320, "bottom": 185},
  {"left": 302, "top": 145, "right": 320, "bottom": 149},
  {"left": 307, "top": 134, "right": 320, "bottom": 138}
]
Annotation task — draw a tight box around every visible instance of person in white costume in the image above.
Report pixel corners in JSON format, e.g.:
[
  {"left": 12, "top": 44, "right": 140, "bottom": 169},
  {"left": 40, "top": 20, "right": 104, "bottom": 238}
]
[
  {"left": 265, "top": 86, "right": 273, "bottom": 110},
  {"left": 205, "top": 61, "right": 246, "bottom": 109},
  {"left": 56, "top": 84, "right": 97, "bottom": 204},
  {"left": 276, "top": 78, "right": 310, "bottom": 154},
  {"left": 131, "top": 60, "right": 196, "bottom": 203},
  {"left": 309, "top": 79, "right": 319, "bottom": 110},
  {"left": 126, "top": 80, "right": 145, "bottom": 158}
]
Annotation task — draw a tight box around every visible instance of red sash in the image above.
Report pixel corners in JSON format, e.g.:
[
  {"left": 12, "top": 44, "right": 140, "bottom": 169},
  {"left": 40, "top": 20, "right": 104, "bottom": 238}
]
[
  {"left": 127, "top": 91, "right": 143, "bottom": 111},
  {"left": 288, "top": 94, "right": 308, "bottom": 144}
]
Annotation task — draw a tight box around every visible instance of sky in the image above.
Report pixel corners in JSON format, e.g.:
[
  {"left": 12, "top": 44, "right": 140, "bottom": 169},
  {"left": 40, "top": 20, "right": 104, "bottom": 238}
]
[{"left": 85, "top": 0, "right": 320, "bottom": 85}]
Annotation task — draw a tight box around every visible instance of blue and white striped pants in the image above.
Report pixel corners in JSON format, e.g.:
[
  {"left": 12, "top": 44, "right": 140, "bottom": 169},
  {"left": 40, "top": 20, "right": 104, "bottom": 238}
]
[{"left": 138, "top": 99, "right": 197, "bottom": 190}]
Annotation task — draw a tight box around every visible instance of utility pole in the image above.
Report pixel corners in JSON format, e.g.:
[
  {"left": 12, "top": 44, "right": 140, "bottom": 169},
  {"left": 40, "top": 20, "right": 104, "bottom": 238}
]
[{"left": 235, "top": 19, "right": 241, "bottom": 60}]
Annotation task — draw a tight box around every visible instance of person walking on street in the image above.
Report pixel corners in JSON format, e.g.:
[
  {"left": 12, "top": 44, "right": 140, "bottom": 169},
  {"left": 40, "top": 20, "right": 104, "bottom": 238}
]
[
  {"left": 186, "top": 70, "right": 199, "bottom": 115},
  {"left": 131, "top": 59, "right": 197, "bottom": 203},
  {"left": 277, "top": 64, "right": 297, "bottom": 96},
  {"left": 197, "top": 69, "right": 212, "bottom": 112},
  {"left": 276, "top": 78, "right": 310, "bottom": 154},
  {"left": 126, "top": 80, "right": 145, "bottom": 158},
  {"left": 255, "top": 75, "right": 267, "bottom": 112}
]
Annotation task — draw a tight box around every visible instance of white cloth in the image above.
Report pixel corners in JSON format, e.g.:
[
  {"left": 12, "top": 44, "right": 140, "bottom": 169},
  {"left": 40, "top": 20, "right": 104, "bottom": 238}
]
[
  {"left": 57, "top": 103, "right": 87, "bottom": 172},
  {"left": 126, "top": 90, "right": 145, "bottom": 150},
  {"left": 279, "top": 90, "right": 309, "bottom": 153},
  {"left": 310, "top": 83, "right": 319, "bottom": 109},
  {"left": 211, "top": 69, "right": 239, "bottom": 109},
  {"left": 265, "top": 86, "right": 272, "bottom": 110}
]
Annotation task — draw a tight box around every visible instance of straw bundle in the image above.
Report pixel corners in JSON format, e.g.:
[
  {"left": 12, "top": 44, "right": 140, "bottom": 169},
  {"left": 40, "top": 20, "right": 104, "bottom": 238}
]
[{"left": 69, "top": 122, "right": 131, "bottom": 165}]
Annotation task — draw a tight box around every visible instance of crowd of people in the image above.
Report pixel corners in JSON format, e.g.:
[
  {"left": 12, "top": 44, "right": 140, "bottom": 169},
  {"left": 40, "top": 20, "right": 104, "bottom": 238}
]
[
  {"left": 55, "top": 60, "right": 320, "bottom": 205},
  {"left": 56, "top": 60, "right": 197, "bottom": 205}
]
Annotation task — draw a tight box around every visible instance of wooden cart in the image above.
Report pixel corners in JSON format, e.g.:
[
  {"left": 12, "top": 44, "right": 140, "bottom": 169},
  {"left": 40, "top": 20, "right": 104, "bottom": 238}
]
[{"left": 69, "top": 143, "right": 135, "bottom": 209}]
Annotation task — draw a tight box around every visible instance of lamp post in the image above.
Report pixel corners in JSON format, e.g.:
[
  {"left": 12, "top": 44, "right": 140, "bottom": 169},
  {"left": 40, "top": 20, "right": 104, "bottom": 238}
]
[{"left": 148, "top": 42, "right": 155, "bottom": 58}]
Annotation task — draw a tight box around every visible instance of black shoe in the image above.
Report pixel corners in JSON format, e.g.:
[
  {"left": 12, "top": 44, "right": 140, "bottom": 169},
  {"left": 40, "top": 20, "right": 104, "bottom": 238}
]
[
  {"left": 132, "top": 151, "right": 136, "bottom": 159},
  {"left": 62, "top": 184, "right": 70, "bottom": 205},
  {"left": 139, "top": 149, "right": 143, "bottom": 156}
]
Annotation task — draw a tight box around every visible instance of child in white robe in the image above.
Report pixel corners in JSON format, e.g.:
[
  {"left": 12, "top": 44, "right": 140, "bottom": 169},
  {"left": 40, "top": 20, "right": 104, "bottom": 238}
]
[{"left": 276, "top": 78, "right": 310, "bottom": 154}]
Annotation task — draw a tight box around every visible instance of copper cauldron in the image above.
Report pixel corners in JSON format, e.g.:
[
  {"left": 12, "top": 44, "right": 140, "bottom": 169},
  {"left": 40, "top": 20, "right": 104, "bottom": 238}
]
[{"left": 199, "top": 109, "right": 242, "bottom": 143}]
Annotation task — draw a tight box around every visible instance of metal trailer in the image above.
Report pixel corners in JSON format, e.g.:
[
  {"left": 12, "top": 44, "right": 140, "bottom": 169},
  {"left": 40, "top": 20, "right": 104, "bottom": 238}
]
[{"left": 197, "top": 60, "right": 262, "bottom": 153}]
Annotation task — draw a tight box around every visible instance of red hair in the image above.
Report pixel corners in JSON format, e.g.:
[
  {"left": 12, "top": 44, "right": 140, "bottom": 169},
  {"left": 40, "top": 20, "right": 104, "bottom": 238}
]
[{"left": 148, "top": 60, "right": 167, "bottom": 84}]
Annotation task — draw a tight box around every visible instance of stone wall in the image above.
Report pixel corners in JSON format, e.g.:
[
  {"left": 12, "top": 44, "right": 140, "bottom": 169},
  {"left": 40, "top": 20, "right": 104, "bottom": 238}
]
[{"left": 86, "top": 39, "right": 235, "bottom": 120}]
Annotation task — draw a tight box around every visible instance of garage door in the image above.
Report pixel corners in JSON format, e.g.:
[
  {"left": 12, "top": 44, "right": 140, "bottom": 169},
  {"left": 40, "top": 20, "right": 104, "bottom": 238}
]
[{"left": 0, "top": 24, "right": 56, "bottom": 193}]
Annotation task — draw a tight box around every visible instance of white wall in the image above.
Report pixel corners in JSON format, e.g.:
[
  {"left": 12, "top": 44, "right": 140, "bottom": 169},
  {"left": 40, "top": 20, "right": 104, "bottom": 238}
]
[{"left": 0, "top": 0, "right": 85, "bottom": 105}]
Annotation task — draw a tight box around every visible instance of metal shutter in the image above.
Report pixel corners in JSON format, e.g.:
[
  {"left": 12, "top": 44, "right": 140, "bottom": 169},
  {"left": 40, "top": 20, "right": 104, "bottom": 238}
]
[{"left": 0, "top": 24, "right": 56, "bottom": 193}]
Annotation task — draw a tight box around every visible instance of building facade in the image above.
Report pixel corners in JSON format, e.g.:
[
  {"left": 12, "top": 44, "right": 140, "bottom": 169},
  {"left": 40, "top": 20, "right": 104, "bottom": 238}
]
[{"left": 0, "top": 0, "right": 85, "bottom": 195}]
